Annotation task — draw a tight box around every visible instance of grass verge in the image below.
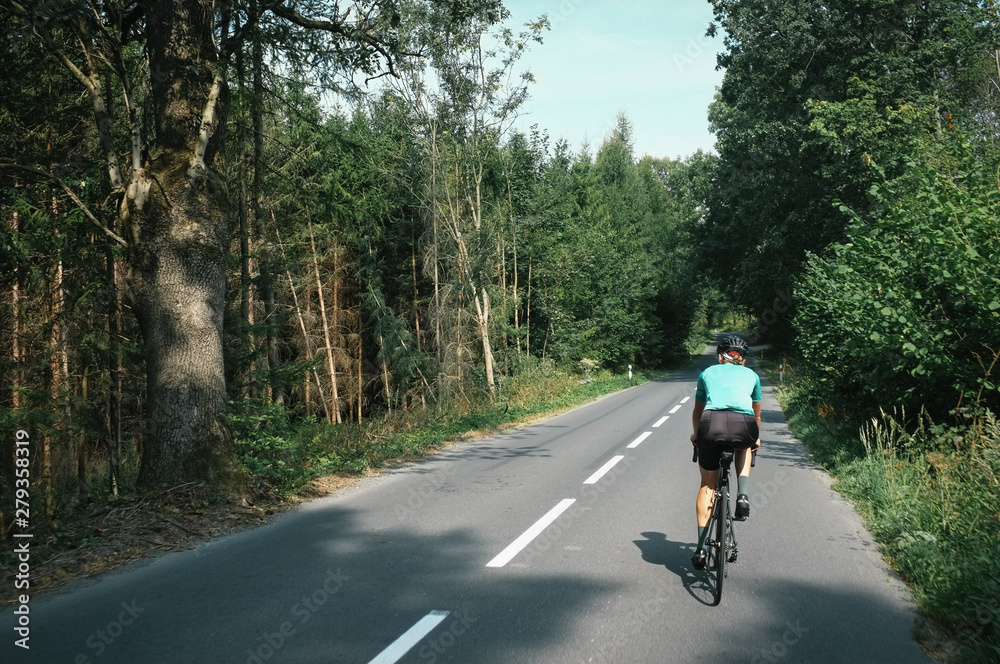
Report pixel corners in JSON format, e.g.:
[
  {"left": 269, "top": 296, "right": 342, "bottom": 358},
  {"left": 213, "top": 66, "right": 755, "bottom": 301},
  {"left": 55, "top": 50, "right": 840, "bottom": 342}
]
[
  {"left": 758, "top": 358, "right": 1000, "bottom": 664},
  {"left": 232, "top": 367, "right": 657, "bottom": 498}
]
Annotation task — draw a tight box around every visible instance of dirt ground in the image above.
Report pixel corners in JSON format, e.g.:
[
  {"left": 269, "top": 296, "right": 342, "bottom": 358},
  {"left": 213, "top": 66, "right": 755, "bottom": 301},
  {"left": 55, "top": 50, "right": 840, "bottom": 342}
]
[{"left": 1, "top": 474, "right": 359, "bottom": 606}]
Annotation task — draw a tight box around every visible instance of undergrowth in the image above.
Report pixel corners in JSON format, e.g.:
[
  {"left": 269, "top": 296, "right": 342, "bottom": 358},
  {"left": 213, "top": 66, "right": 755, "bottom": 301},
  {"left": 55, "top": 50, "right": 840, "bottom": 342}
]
[
  {"left": 230, "top": 366, "right": 652, "bottom": 498},
  {"left": 761, "top": 358, "right": 1000, "bottom": 663}
]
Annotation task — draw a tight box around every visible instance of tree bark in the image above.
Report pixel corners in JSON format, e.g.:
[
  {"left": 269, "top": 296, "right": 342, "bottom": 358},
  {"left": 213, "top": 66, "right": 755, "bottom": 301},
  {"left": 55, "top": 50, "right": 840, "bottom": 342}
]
[{"left": 128, "top": 0, "right": 243, "bottom": 490}]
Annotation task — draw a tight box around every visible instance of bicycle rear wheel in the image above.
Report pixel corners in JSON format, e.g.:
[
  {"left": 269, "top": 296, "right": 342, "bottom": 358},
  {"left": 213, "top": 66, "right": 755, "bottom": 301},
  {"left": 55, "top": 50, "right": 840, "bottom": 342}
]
[{"left": 710, "top": 486, "right": 728, "bottom": 605}]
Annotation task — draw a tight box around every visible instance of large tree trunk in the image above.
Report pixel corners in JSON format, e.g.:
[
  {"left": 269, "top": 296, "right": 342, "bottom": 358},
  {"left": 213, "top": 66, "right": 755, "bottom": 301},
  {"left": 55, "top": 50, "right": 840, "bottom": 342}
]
[{"left": 127, "top": 0, "right": 243, "bottom": 490}]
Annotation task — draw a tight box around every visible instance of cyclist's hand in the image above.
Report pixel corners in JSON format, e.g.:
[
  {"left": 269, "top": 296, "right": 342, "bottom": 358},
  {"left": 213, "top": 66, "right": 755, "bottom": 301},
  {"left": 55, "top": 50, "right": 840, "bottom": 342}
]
[
  {"left": 690, "top": 433, "right": 697, "bottom": 445},
  {"left": 752, "top": 438, "right": 761, "bottom": 451}
]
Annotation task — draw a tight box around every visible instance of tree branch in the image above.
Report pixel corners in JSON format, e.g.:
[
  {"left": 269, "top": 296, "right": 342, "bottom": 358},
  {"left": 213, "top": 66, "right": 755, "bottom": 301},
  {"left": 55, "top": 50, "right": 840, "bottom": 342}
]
[
  {"left": 6, "top": 0, "right": 127, "bottom": 191},
  {"left": 0, "top": 164, "right": 128, "bottom": 247},
  {"left": 266, "top": 2, "right": 408, "bottom": 79},
  {"left": 189, "top": 72, "right": 225, "bottom": 183}
]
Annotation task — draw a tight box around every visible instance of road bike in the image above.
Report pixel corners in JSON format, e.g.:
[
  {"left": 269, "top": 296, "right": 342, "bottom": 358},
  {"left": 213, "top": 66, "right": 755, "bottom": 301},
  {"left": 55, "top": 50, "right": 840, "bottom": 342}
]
[{"left": 693, "top": 445, "right": 752, "bottom": 605}]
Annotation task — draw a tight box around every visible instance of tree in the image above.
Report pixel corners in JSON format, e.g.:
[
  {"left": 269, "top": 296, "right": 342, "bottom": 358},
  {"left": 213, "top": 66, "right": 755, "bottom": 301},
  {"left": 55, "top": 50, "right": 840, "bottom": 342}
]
[
  {"left": 704, "top": 0, "right": 996, "bottom": 342},
  {"left": 1, "top": 0, "right": 413, "bottom": 489},
  {"left": 587, "top": 114, "right": 659, "bottom": 365},
  {"left": 642, "top": 150, "right": 718, "bottom": 362},
  {"left": 390, "top": 0, "right": 545, "bottom": 398}
]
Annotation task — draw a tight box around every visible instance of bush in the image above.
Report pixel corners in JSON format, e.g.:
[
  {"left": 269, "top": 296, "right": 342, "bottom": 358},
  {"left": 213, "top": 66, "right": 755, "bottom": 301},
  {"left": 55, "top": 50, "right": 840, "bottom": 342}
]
[{"left": 794, "top": 152, "right": 1000, "bottom": 420}]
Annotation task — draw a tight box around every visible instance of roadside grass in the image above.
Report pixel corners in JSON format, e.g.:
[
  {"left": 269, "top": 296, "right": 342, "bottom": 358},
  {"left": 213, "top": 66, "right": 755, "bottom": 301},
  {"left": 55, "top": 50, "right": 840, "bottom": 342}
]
[
  {"left": 758, "top": 358, "right": 1000, "bottom": 664},
  {"left": 231, "top": 366, "right": 659, "bottom": 499}
]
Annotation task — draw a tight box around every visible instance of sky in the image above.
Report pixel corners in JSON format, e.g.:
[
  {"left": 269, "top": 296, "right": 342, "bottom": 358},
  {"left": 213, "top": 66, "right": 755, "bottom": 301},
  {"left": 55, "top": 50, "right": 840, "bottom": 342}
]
[{"left": 500, "top": 0, "right": 726, "bottom": 160}]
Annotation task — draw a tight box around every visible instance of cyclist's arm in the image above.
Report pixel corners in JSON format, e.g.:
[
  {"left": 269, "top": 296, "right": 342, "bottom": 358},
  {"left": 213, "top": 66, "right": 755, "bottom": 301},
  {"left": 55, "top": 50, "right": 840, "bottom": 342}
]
[{"left": 690, "top": 399, "right": 706, "bottom": 443}]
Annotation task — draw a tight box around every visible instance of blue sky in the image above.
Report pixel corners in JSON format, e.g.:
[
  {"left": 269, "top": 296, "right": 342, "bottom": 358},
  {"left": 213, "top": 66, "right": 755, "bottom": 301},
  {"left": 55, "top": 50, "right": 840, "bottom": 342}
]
[{"left": 501, "top": 0, "right": 725, "bottom": 160}]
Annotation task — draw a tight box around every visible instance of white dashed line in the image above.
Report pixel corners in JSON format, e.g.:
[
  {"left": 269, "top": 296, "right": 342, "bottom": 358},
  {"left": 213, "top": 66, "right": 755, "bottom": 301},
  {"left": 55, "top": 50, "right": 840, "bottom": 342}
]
[
  {"left": 486, "top": 499, "right": 576, "bottom": 568},
  {"left": 627, "top": 432, "right": 652, "bottom": 448},
  {"left": 368, "top": 611, "right": 450, "bottom": 664},
  {"left": 652, "top": 416, "right": 669, "bottom": 428},
  {"left": 584, "top": 455, "right": 625, "bottom": 483},
  {"left": 668, "top": 404, "right": 683, "bottom": 414},
  {"left": 680, "top": 396, "right": 691, "bottom": 404}
]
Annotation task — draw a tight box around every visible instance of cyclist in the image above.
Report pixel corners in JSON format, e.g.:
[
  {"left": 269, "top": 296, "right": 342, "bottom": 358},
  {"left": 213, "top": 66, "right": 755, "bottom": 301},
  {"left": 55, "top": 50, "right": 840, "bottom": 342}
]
[{"left": 689, "top": 335, "right": 762, "bottom": 570}]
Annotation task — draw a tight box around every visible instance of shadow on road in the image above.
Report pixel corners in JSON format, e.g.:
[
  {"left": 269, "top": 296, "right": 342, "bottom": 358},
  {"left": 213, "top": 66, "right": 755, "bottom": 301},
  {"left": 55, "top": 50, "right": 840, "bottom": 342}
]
[
  {"left": 628, "top": 531, "right": 928, "bottom": 662},
  {"left": 633, "top": 531, "right": 718, "bottom": 606}
]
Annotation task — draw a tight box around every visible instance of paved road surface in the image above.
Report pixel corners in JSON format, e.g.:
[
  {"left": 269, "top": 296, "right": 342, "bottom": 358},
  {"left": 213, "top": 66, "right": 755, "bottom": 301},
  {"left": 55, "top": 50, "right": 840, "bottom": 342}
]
[{"left": 2, "top": 347, "right": 931, "bottom": 663}]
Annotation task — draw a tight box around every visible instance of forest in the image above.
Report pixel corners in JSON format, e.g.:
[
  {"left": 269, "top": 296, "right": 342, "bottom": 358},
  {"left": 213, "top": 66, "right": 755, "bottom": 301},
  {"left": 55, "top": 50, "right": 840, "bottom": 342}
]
[
  {"left": 1, "top": 1, "right": 999, "bottom": 659},
  {"left": 1, "top": 0, "right": 720, "bottom": 499}
]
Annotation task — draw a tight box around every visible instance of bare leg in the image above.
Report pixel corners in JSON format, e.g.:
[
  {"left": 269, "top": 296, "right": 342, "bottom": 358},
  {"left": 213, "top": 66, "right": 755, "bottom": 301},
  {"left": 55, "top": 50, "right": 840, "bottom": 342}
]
[
  {"left": 735, "top": 447, "right": 751, "bottom": 480},
  {"left": 696, "top": 467, "right": 719, "bottom": 528}
]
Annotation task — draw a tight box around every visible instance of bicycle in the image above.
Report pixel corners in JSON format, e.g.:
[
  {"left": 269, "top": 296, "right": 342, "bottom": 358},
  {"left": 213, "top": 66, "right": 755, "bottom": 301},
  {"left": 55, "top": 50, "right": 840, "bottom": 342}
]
[{"left": 692, "top": 445, "right": 753, "bottom": 605}]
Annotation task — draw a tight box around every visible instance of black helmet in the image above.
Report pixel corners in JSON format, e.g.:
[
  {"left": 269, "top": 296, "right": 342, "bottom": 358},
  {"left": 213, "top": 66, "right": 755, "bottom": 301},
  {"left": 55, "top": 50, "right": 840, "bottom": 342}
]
[{"left": 717, "top": 335, "right": 749, "bottom": 357}]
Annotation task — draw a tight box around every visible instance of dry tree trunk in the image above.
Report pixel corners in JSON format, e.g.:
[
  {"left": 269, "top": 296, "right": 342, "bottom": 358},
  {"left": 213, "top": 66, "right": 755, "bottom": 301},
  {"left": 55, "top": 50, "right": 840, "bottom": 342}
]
[
  {"left": 308, "top": 217, "right": 341, "bottom": 423},
  {"left": 105, "top": 232, "right": 121, "bottom": 496},
  {"left": 276, "top": 222, "right": 329, "bottom": 421},
  {"left": 526, "top": 259, "right": 532, "bottom": 353}
]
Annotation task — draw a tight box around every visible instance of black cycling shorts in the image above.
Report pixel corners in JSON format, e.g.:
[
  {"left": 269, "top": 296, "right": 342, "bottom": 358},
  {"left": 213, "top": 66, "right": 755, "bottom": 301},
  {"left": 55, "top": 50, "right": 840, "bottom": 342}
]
[{"left": 696, "top": 409, "right": 759, "bottom": 471}]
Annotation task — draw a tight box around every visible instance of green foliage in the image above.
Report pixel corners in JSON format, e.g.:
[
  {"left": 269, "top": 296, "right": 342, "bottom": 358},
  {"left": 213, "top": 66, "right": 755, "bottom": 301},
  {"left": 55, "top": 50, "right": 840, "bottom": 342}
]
[
  {"left": 520, "top": 120, "right": 712, "bottom": 368},
  {"left": 771, "top": 365, "right": 1000, "bottom": 663},
  {"left": 795, "top": 148, "right": 1000, "bottom": 419},
  {"left": 228, "top": 400, "right": 304, "bottom": 495},
  {"left": 230, "top": 365, "right": 649, "bottom": 497},
  {"left": 839, "top": 411, "right": 1000, "bottom": 663},
  {"left": 705, "top": 0, "right": 997, "bottom": 342}
]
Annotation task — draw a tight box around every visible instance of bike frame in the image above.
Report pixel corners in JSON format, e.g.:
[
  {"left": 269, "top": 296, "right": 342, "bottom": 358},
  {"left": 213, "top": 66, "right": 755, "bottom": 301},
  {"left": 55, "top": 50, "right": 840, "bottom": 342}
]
[{"left": 695, "top": 446, "right": 740, "bottom": 605}]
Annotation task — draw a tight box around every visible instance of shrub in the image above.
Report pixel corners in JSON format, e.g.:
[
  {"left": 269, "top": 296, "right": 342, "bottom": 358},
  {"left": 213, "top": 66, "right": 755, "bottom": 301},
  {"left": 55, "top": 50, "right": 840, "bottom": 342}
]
[{"left": 794, "top": 153, "right": 1000, "bottom": 420}]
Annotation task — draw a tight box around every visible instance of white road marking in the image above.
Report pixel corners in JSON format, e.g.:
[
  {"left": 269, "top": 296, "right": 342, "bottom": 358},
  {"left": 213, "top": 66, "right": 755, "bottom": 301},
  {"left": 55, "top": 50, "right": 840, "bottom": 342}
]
[
  {"left": 584, "top": 455, "right": 626, "bottom": 483},
  {"left": 669, "top": 404, "right": 683, "bottom": 414},
  {"left": 652, "top": 416, "right": 669, "bottom": 428},
  {"left": 486, "top": 499, "right": 576, "bottom": 568},
  {"left": 680, "top": 396, "right": 691, "bottom": 404},
  {"left": 368, "top": 611, "right": 450, "bottom": 664},
  {"left": 627, "top": 432, "right": 652, "bottom": 448}
]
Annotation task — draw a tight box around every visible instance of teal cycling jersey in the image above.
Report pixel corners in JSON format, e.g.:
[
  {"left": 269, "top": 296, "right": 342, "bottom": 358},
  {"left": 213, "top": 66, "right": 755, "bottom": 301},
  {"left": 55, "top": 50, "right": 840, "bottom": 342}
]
[{"left": 695, "top": 363, "right": 762, "bottom": 415}]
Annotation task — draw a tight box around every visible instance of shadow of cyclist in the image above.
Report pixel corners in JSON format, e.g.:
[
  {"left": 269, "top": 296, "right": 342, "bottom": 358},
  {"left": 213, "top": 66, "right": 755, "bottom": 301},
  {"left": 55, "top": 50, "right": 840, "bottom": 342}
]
[{"left": 633, "top": 531, "right": 717, "bottom": 606}]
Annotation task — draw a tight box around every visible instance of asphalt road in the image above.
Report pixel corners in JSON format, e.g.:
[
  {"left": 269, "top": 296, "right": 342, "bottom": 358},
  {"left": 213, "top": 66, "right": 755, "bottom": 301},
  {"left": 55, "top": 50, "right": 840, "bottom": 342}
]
[{"left": 2, "top": 347, "right": 932, "bottom": 663}]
